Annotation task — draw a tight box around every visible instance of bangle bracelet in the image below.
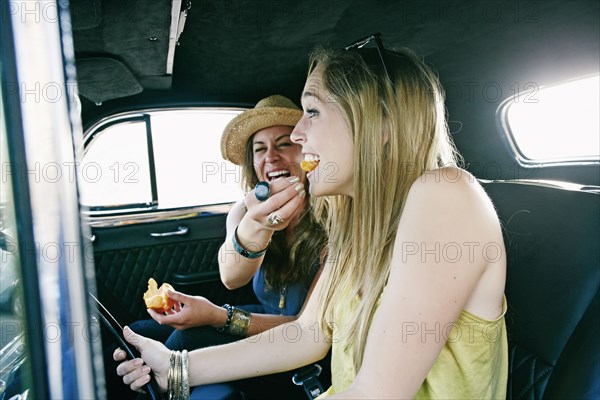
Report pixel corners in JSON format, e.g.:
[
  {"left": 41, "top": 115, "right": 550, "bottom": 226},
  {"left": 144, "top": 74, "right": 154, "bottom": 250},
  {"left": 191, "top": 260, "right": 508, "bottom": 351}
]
[
  {"left": 181, "top": 350, "right": 190, "bottom": 400},
  {"left": 231, "top": 227, "right": 268, "bottom": 259},
  {"left": 168, "top": 350, "right": 190, "bottom": 400},
  {"left": 216, "top": 304, "right": 234, "bottom": 333},
  {"left": 227, "top": 307, "right": 252, "bottom": 337}
]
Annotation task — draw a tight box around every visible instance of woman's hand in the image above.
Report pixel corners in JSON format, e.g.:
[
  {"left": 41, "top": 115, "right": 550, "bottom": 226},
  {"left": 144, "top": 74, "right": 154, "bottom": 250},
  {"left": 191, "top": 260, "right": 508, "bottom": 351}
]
[
  {"left": 148, "top": 289, "right": 224, "bottom": 330},
  {"left": 114, "top": 326, "right": 170, "bottom": 393},
  {"left": 242, "top": 176, "right": 306, "bottom": 232}
]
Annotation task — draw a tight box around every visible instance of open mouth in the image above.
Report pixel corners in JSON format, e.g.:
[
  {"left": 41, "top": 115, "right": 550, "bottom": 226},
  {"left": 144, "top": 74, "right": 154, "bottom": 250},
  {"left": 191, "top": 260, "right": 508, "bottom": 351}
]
[{"left": 267, "top": 169, "right": 291, "bottom": 181}]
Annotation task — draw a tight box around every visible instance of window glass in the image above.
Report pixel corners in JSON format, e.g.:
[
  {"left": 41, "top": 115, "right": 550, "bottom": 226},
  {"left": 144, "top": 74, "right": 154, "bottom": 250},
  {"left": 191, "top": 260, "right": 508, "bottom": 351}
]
[
  {"left": 151, "top": 109, "right": 244, "bottom": 209},
  {"left": 504, "top": 74, "right": 600, "bottom": 163},
  {"left": 79, "top": 120, "right": 152, "bottom": 208},
  {"left": 80, "top": 109, "right": 244, "bottom": 211}
]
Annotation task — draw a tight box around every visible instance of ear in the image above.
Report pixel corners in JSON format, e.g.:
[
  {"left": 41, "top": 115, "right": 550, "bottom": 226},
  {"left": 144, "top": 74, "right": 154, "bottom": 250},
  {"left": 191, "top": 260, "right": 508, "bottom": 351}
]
[
  {"left": 382, "top": 129, "right": 390, "bottom": 145},
  {"left": 382, "top": 115, "right": 392, "bottom": 145}
]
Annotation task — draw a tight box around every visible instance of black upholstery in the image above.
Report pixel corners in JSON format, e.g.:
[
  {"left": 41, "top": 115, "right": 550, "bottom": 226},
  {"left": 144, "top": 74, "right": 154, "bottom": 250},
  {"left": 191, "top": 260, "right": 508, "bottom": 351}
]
[{"left": 481, "top": 180, "right": 600, "bottom": 399}]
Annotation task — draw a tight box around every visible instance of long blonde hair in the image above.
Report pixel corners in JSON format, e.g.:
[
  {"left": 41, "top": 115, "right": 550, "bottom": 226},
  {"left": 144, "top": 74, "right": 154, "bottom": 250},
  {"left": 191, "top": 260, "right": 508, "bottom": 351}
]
[{"left": 311, "top": 47, "right": 459, "bottom": 370}]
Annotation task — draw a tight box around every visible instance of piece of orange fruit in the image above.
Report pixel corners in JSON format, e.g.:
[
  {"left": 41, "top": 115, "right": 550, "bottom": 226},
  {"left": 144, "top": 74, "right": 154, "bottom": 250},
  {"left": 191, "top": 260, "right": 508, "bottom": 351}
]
[
  {"left": 301, "top": 160, "right": 320, "bottom": 172},
  {"left": 143, "top": 278, "right": 175, "bottom": 312}
]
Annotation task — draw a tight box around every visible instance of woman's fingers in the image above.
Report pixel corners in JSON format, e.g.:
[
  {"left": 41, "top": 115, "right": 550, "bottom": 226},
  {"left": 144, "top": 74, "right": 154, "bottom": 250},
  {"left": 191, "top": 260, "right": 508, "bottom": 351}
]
[
  {"left": 115, "top": 357, "right": 143, "bottom": 377},
  {"left": 123, "top": 326, "right": 147, "bottom": 353},
  {"left": 244, "top": 177, "right": 306, "bottom": 229},
  {"left": 118, "top": 326, "right": 170, "bottom": 392},
  {"left": 165, "top": 289, "right": 188, "bottom": 303},
  {"left": 113, "top": 347, "right": 127, "bottom": 362},
  {"left": 115, "top": 358, "right": 150, "bottom": 392}
]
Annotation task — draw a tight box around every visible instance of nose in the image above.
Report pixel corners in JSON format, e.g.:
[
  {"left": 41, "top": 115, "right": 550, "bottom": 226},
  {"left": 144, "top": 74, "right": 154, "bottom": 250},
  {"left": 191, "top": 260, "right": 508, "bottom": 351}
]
[
  {"left": 264, "top": 145, "right": 279, "bottom": 163},
  {"left": 291, "top": 116, "right": 307, "bottom": 144}
]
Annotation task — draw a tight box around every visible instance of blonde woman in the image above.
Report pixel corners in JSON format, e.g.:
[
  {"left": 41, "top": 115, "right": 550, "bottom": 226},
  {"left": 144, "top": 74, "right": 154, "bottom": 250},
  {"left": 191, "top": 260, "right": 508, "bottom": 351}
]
[{"left": 116, "top": 35, "right": 507, "bottom": 399}]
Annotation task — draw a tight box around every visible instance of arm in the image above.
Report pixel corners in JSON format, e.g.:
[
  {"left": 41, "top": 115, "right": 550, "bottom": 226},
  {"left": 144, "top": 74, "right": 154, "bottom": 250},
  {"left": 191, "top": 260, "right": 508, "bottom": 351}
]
[
  {"left": 219, "top": 176, "right": 306, "bottom": 289},
  {"left": 329, "top": 168, "right": 506, "bottom": 399},
  {"left": 117, "top": 263, "right": 331, "bottom": 392},
  {"left": 218, "top": 199, "right": 271, "bottom": 289},
  {"left": 149, "top": 267, "right": 322, "bottom": 336}
]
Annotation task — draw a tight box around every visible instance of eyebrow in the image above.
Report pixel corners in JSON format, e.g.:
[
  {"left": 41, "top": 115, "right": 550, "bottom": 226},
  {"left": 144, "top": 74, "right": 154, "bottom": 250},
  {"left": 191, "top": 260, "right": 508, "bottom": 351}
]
[
  {"left": 252, "top": 134, "right": 292, "bottom": 146},
  {"left": 301, "top": 90, "right": 324, "bottom": 102},
  {"left": 302, "top": 90, "right": 315, "bottom": 99}
]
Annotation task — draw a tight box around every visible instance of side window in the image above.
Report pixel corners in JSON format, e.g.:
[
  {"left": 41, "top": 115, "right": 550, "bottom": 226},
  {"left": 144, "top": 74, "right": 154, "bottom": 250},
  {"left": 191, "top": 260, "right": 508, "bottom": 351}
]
[
  {"left": 501, "top": 74, "right": 599, "bottom": 164},
  {"left": 79, "top": 109, "right": 245, "bottom": 211},
  {"left": 79, "top": 118, "right": 153, "bottom": 209}
]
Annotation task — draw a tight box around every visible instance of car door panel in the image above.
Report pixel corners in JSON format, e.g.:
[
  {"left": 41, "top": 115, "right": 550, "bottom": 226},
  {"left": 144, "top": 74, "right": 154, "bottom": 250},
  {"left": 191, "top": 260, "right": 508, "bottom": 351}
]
[{"left": 91, "top": 211, "right": 255, "bottom": 324}]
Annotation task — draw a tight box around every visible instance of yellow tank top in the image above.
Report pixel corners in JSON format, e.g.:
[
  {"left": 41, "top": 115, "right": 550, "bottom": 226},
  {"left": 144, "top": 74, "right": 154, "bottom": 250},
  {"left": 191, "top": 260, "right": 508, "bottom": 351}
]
[{"left": 318, "top": 292, "right": 508, "bottom": 399}]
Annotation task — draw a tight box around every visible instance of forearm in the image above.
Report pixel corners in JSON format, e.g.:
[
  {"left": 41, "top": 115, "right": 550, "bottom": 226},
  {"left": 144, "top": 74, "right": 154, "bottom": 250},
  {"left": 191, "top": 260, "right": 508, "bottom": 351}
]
[
  {"left": 246, "top": 313, "right": 296, "bottom": 336},
  {"left": 218, "top": 217, "right": 273, "bottom": 289},
  {"left": 188, "top": 319, "right": 330, "bottom": 386},
  {"left": 209, "top": 305, "right": 296, "bottom": 336}
]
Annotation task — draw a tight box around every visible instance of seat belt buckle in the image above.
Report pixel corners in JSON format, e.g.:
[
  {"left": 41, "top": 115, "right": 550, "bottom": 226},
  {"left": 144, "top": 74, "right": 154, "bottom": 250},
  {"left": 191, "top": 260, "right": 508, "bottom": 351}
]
[{"left": 292, "top": 364, "right": 325, "bottom": 399}]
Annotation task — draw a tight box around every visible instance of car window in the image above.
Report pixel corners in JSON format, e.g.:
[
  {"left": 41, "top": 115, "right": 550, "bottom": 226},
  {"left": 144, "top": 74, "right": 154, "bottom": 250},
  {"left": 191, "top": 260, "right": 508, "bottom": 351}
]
[
  {"left": 79, "top": 109, "right": 245, "bottom": 212},
  {"left": 501, "top": 74, "right": 600, "bottom": 165},
  {"left": 79, "top": 118, "right": 153, "bottom": 208}
]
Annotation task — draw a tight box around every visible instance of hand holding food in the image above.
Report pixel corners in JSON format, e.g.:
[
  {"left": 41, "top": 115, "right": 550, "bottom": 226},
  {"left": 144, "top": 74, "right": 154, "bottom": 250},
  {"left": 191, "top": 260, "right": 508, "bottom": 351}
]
[{"left": 143, "top": 278, "right": 175, "bottom": 313}]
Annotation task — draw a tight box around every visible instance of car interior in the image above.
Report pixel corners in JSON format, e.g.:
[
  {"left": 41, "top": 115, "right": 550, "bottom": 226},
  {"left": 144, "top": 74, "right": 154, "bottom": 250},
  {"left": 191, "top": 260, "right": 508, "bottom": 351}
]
[{"left": 0, "top": 0, "right": 598, "bottom": 399}]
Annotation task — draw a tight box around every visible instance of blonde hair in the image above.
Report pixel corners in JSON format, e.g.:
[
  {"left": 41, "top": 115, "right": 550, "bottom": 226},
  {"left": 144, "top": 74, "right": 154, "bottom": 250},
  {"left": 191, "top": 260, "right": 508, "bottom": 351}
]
[{"left": 310, "top": 47, "right": 460, "bottom": 370}]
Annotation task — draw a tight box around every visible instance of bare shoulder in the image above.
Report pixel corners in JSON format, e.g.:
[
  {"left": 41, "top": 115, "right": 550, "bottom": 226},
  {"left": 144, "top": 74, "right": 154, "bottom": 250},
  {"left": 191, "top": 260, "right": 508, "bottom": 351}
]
[
  {"left": 398, "top": 166, "right": 503, "bottom": 258},
  {"left": 407, "top": 167, "right": 498, "bottom": 222}
]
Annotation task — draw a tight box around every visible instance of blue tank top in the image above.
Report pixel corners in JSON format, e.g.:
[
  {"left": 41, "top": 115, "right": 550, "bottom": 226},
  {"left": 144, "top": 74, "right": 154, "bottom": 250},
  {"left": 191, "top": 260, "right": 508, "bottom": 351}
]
[{"left": 242, "top": 263, "right": 317, "bottom": 316}]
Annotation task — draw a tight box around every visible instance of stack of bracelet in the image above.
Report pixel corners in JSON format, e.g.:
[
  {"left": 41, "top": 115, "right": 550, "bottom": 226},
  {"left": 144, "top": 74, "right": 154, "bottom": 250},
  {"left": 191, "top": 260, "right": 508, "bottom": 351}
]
[
  {"left": 216, "top": 303, "right": 252, "bottom": 336},
  {"left": 167, "top": 349, "right": 189, "bottom": 400}
]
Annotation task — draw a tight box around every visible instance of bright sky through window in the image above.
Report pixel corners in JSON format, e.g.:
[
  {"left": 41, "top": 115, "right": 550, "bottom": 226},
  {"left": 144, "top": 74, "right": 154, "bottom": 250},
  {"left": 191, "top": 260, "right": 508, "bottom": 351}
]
[{"left": 506, "top": 74, "right": 599, "bottom": 162}]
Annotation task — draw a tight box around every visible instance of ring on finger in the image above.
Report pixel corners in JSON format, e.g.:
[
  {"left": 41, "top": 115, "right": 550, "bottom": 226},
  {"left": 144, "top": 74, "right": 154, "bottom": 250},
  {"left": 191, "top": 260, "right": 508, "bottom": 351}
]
[{"left": 267, "top": 212, "right": 285, "bottom": 225}]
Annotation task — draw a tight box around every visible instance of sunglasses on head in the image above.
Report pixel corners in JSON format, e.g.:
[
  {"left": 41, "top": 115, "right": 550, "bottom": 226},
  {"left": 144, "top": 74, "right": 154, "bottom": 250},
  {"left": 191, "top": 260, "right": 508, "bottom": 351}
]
[{"left": 345, "top": 32, "right": 395, "bottom": 90}]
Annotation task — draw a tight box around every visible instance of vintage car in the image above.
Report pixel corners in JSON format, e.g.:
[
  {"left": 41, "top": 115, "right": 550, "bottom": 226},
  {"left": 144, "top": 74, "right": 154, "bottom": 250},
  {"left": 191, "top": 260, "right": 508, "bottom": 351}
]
[{"left": 0, "top": 0, "right": 598, "bottom": 399}]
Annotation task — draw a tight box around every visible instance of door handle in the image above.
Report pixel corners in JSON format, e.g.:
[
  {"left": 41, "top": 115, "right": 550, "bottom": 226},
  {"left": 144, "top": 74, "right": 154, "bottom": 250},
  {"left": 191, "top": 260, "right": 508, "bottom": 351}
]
[{"left": 150, "top": 225, "right": 189, "bottom": 237}]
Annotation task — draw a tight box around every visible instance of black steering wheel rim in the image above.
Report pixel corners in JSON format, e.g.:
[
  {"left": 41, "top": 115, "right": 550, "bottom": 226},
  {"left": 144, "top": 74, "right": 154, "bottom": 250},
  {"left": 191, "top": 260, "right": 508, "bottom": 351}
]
[{"left": 92, "top": 297, "right": 162, "bottom": 400}]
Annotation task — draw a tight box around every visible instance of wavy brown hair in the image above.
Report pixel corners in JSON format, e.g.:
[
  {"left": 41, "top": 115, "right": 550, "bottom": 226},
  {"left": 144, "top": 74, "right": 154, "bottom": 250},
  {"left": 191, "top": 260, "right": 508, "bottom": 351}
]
[{"left": 242, "top": 137, "right": 327, "bottom": 290}]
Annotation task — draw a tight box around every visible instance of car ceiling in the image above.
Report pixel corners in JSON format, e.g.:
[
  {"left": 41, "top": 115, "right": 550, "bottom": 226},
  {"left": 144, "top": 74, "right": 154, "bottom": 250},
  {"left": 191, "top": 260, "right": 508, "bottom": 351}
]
[{"left": 71, "top": 0, "right": 600, "bottom": 184}]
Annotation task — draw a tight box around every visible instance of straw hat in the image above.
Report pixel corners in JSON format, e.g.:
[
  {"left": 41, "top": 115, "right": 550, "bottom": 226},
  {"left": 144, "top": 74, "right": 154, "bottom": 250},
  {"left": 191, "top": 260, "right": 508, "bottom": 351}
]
[{"left": 221, "top": 95, "right": 303, "bottom": 165}]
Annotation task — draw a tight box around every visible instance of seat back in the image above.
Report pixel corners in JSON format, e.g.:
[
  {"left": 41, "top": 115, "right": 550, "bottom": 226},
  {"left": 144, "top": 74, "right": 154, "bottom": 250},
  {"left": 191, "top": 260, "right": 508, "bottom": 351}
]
[{"left": 481, "top": 181, "right": 600, "bottom": 399}]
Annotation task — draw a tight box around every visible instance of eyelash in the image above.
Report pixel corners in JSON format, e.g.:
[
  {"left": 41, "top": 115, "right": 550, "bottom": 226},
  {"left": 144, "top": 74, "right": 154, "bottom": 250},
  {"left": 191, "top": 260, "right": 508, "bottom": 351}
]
[
  {"left": 306, "top": 108, "right": 319, "bottom": 118},
  {"left": 254, "top": 142, "right": 292, "bottom": 153}
]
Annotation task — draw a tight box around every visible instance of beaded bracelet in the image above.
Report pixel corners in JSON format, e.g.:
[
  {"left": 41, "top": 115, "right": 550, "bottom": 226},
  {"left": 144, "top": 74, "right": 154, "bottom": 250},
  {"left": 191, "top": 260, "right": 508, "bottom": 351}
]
[
  {"left": 216, "top": 303, "right": 234, "bottom": 333},
  {"left": 231, "top": 227, "right": 268, "bottom": 259}
]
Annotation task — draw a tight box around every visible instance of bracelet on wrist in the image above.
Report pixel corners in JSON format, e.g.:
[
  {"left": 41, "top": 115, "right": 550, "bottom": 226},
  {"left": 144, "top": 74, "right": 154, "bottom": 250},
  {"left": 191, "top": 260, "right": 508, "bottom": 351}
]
[
  {"left": 168, "top": 350, "right": 189, "bottom": 400},
  {"left": 228, "top": 307, "right": 252, "bottom": 337},
  {"left": 215, "top": 304, "right": 251, "bottom": 337},
  {"left": 231, "top": 226, "right": 268, "bottom": 259},
  {"left": 216, "top": 303, "right": 234, "bottom": 333}
]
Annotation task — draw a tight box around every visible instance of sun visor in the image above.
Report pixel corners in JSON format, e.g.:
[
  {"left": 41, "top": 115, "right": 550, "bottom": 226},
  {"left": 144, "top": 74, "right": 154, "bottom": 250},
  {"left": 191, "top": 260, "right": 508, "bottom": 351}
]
[{"left": 76, "top": 57, "right": 143, "bottom": 103}]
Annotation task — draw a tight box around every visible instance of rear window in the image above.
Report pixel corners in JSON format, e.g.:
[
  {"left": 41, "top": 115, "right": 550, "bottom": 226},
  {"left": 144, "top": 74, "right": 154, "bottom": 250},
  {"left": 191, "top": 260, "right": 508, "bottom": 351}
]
[{"left": 500, "top": 74, "right": 599, "bottom": 164}]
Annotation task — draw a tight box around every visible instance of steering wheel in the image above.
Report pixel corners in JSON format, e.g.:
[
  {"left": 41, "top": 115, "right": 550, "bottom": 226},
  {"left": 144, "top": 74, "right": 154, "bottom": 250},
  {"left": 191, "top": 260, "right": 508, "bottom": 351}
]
[{"left": 91, "top": 295, "right": 162, "bottom": 400}]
